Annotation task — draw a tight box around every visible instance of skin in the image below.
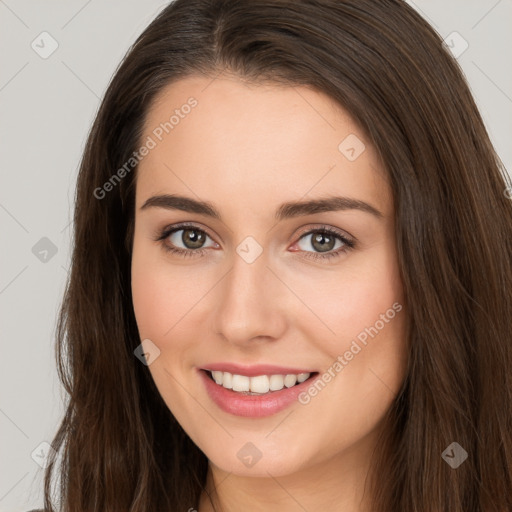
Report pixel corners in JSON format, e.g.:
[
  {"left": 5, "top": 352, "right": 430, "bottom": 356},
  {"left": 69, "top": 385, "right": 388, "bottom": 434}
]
[{"left": 131, "top": 73, "right": 408, "bottom": 512}]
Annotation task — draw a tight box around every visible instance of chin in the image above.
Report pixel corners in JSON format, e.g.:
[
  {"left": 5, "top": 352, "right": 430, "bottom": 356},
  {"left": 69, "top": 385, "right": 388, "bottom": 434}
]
[{"left": 198, "top": 434, "right": 317, "bottom": 478}]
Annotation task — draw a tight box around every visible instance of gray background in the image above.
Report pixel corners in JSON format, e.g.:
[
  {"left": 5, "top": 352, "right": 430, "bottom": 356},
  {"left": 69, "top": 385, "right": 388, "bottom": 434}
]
[{"left": 1, "top": 1, "right": 511, "bottom": 510}]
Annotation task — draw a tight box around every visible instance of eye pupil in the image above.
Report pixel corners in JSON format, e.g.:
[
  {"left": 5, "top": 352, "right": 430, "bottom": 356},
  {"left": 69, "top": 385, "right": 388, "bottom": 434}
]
[
  {"left": 183, "top": 228, "right": 205, "bottom": 249},
  {"left": 312, "top": 232, "right": 335, "bottom": 252}
]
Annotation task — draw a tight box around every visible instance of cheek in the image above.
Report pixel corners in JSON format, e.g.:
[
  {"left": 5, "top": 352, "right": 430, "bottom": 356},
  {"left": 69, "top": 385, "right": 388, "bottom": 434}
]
[
  {"left": 131, "top": 260, "right": 172, "bottom": 339},
  {"left": 130, "top": 242, "right": 205, "bottom": 340},
  {"left": 291, "top": 242, "right": 404, "bottom": 355},
  {"left": 292, "top": 242, "right": 407, "bottom": 424},
  {"left": 130, "top": 246, "right": 203, "bottom": 406}
]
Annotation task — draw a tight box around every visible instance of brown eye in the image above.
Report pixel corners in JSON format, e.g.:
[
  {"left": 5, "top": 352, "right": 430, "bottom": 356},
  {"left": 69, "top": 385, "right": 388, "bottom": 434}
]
[
  {"left": 177, "top": 228, "right": 207, "bottom": 249},
  {"left": 309, "top": 232, "right": 337, "bottom": 252},
  {"left": 294, "top": 226, "right": 355, "bottom": 262},
  {"left": 156, "top": 223, "right": 219, "bottom": 257}
]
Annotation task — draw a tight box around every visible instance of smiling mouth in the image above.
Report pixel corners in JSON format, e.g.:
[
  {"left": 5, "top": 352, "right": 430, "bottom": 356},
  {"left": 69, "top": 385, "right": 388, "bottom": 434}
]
[{"left": 203, "top": 369, "right": 318, "bottom": 395}]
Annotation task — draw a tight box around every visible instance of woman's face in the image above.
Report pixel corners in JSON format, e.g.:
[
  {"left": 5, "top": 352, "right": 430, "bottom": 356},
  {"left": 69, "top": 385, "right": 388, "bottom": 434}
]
[{"left": 131, "top": 74, "right": 407, "bottom": 478}]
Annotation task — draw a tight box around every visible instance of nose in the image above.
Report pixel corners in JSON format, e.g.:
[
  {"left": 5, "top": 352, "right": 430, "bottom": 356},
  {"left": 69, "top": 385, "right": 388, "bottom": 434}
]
[{"left": 212, "top": 245, "right": 288, "bottom": 347}]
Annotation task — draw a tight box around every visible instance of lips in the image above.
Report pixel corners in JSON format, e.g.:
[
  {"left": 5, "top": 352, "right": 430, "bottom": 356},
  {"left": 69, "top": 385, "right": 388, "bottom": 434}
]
[{"left": 197, "top": 364, "right": 319, "bottom": 417}]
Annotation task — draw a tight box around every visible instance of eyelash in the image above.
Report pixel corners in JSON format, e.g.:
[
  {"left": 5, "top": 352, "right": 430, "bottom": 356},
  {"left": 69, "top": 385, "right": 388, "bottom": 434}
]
[{"left": 155, "top": 222, "right": 356, "bottom": 262}]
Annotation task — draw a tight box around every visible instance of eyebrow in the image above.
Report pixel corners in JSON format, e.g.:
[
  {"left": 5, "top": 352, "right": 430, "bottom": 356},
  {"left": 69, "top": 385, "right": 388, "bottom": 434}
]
[{"left": 140, "top": 194, "right": 384, "bottom": 221}]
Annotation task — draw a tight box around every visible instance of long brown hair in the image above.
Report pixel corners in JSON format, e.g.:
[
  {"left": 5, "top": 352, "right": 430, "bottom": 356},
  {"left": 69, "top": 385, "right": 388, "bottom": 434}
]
[{"left": 41, "top": 0, "right": 512, "bottom": 510}]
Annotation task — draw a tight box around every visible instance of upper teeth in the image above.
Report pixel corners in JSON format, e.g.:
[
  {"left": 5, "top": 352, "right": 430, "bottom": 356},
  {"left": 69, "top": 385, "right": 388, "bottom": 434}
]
[{"left": 209, "top": 371, "right": 310, "bottom": 394}]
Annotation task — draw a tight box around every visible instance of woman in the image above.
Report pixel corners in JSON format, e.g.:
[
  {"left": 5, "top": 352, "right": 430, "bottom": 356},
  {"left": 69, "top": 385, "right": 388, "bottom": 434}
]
[{"left": 40, "top": 0, "right": 512, "bottom": 510}]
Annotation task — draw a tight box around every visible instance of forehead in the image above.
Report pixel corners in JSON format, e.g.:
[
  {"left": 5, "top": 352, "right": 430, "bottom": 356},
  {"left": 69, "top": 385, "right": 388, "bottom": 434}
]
[{"left": 135, "top": 74, "right": 391, "bottom": 219}]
